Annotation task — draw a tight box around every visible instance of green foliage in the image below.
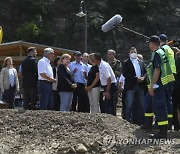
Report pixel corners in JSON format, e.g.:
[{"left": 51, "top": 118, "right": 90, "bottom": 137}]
[
  {"left": 0, "top": 0, "right": 179, "bottom": 61},
  {"left": 89, "top": 12, "right": 104, "bottom": 30},
  {"left": 15, "top": 22, "right": 41, "bottom": 41}
]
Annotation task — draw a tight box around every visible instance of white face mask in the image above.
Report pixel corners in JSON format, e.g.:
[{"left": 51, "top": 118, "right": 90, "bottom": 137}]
[{"left": 130, "top": 53, "right": 137, "bottom": 59}]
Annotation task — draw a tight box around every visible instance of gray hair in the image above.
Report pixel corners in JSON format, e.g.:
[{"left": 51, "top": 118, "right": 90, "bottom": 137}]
[
  {"left": 83, "top": 53, "right": 89, "bottom": 57},
  {"left": 108, "top": 49, "right": 116, "bottom": 55},
  {"left": 44, "top": 48, "right": 54, "bottom": 57}
]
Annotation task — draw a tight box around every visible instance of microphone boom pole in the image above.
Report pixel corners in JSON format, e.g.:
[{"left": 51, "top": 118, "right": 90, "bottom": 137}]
[
  {"left": 101, "top": 14, "right": 149, "bottom": 39},
  {"left": 118, "top": 24, "right": 149, "bottom": 39}
]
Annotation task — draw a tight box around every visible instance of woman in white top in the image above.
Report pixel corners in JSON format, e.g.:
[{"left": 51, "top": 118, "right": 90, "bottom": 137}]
[{"left": 0, "top": 57, "right": 19, "bottom": 109}]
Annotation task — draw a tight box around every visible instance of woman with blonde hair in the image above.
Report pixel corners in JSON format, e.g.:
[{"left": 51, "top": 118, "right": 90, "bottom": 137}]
[
  {"left": 0, "top": 57, "right": 19, "bottom": 109},
  {"left": 57, "top": 54, "right": 77, "bottom": 111},
  {"left": 85, "top": 53, "right": 101, "bottom": 113}
]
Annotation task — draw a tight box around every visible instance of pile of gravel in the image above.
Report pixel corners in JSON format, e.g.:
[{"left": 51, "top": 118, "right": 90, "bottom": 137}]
[{"left": 0, "top": 110, "right": 179, "bottom": 154}]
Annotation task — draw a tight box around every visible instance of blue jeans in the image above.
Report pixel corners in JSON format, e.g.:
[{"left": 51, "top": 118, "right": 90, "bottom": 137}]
[
  {"left": 59, "top": 92, "right": 73, "bottom": 111},
  {"left": 38, "top": 80, "right": 53, "bottom": 110},
  {"left": 103, "top": 83, "right": 116, "bottom": 115},
  {"left": 125, "top": 84, "right": 145, "bottom": 125}
]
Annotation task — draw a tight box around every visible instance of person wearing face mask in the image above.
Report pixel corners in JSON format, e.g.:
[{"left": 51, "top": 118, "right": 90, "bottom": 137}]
[{"left": 122, "top": 47, "right": 147, "bottom": 126}]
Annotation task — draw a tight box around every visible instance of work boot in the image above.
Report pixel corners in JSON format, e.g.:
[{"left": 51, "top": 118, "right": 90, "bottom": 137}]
[
  {"left": 150, "top": 125, "right": 168, "bottom": 139},
  {"left": 168, "top": 118, "right": 173, "bottom": 130},
  {"left": 174, "top": 127, "right": 180, "bottom": 131},
  {"left": 152, "top": 119, "right": 158, "bottom": 129},
  {"left": 140, "top": 117, "right": 153, "bottom": 132},
  {"left": 174, "top": 123, "right": 180, "bottom": 131},
  {"left": 152, "top": 123, "right": 158, "bottom": 129}
]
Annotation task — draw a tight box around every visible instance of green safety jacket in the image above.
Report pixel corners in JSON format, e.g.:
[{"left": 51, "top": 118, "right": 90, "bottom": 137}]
[
  {"left": 161, "top": 44, "right": 176, "bottom": 74},
  {"left": 147, "top": 48, "right": 175, "bottom": 88}
]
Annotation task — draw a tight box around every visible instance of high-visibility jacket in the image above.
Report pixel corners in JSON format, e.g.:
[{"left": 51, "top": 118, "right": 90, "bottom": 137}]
[
  {"left": 147, "top": 48, "right": 175, "bottom": 88},
  {"left": 161, "top": 44, "right": 176, "bottom": 74}
]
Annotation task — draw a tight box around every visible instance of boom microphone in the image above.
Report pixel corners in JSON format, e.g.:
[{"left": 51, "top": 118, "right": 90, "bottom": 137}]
[{"left": 101, "top": 14, "right": 123, "bottom": 32}]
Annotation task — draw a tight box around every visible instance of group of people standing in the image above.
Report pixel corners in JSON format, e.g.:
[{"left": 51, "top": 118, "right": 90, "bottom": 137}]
[
  {"left": 0, "top": 34, "right": 179, "bottom": 139},
  {"left": 118, "top": 34, "right": 180, "bottom": 139},
  {"left": 140, "top": 34, "right": 180, "bottom": 139},
  {"left": 0, "top": 46, "right": 121, "bottom": 116}
]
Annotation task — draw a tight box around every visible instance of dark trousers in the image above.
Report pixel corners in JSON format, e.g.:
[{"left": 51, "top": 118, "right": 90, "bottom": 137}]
[
  {"left": 38, "top": 80, "right": 53, "bottom": 110},
  {"left": 23, "top": 87, "right": 38, "bottom": 110},
  {"left": 144, "top": 86, "right": 168, "bottom": 126},
  {"left": 121, "top": 90, "right": 126, "bottom": 119},
  {"left": 99, "top": 90, "right": 105, "bottom": 113},
  {"left": 103, "top": 83, "right": 116, "bottom": 115},
  {"left": 144, "top": 92, "right": 153, "bottom": 121},
  {"left": 71, "top": 83, "right": 90, "bottom": 113},
  {"left": 152, "top": 85, "right": 168, "bottom": 126},
  {"left": 165, "top": 83, "right": 174, "bottom": 127},
  {"left": 53, "top": 90, "right": 60, "bottom": 111},
  {"left": 3, "top": 86, "right": 15, "bottom": 109},
  {"left": 113, "top": 90, "right": 119, "bottom": 116},
  {"left": 172, "top": 89, "right": 180, "bottom": 129}
]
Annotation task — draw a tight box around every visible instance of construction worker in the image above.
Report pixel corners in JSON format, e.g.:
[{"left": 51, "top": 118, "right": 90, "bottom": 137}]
[
  {"left": 159, "top": 34, "right": 176, "bottom": 129},
  {"left": 143, "top": 35, "right": 175, "bottom": 138}
]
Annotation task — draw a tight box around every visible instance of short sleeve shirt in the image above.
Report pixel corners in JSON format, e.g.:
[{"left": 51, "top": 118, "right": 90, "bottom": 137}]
[
  {"left": 153, "top": 53, "right": 162, "bottom": 85},
  {"left": 38, "top": 57, "right": 53, "bottom": 81},
  {"left": 99, "top": 60, "right": 117, "bottom": 86},
  {"left": 87, "top": 65, "right": 100, "bottom": 87},
  {"left": 68, "top": 61, "right": 88, "bottom": 84}
]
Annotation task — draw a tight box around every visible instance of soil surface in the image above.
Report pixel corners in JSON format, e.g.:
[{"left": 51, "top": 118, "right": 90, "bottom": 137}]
[{"left": 0, "top": 109, "right": 179, "bottom": 154}]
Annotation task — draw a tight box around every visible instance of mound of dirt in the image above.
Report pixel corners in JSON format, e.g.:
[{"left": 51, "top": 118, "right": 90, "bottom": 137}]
[{"left": 0, "top": 110, "right": 179, "bottom": 154}]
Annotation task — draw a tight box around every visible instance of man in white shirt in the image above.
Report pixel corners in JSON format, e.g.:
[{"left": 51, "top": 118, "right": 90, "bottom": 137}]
[
  {"left": 93, "top": 53, "right": 117, "bottom": 115},
  {"left": 38, "top": 48, "right": 56, "bottom": 110},
  {"left": 122, "top": 47, "right": 147, "bottom": 125}
]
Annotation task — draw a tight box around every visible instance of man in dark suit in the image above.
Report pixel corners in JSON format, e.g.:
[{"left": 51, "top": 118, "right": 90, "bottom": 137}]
[
  {"left": 22, "top": 47, "right": 38, "bottom": 110},
  {"left": 123, "top": 47, "right": 147, "bottom": 125}
]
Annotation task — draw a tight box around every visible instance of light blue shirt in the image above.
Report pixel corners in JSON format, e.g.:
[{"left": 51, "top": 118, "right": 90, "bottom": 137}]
[
  {"left": 9, "top": 68, "right": 15, "bottom": 87},
  {"left": 69, "top": 61, "right": 88, "bottom": 84},
  {"left": 18, "top": 65, "right": 22, "bottom": 73},
  {"left": 84, "top": 63, "right": 92, "bottom": 73}
]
